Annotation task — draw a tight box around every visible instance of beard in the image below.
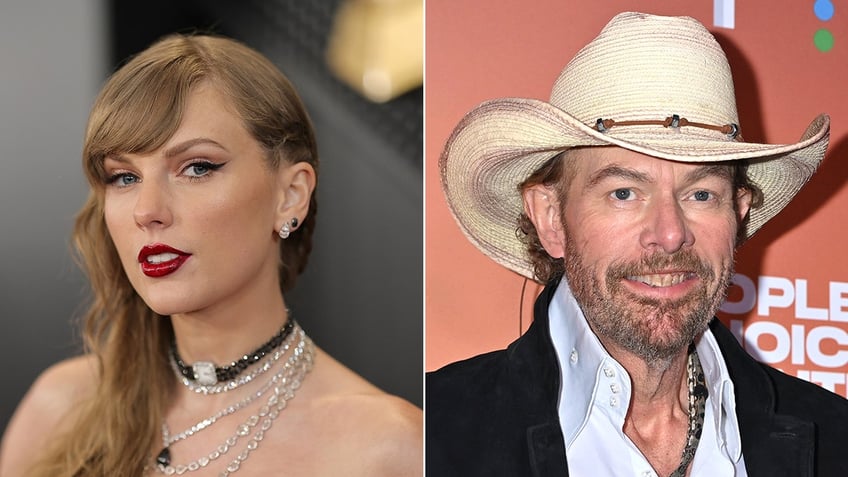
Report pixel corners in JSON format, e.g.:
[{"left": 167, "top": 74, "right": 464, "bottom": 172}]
[{"left": 564, "top": 232, "right": 734, "bottom": 368}]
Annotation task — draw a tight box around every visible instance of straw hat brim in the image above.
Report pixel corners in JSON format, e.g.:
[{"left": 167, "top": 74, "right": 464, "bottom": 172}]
[{"left": 439, "top": 97, "right": 830, "bottom": 280}]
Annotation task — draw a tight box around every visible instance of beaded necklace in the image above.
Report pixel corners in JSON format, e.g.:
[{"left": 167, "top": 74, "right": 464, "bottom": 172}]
[
  {"left": 170, "top": 324, "right": 298, "bottom": 395},
  {"left": 171, "top": 320, "right": 295, "bottom": 386}
]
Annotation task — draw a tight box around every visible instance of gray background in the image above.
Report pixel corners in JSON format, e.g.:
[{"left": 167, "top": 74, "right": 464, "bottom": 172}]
[{"left": 0, "top": 0, "right": 422, "bottom": 434}]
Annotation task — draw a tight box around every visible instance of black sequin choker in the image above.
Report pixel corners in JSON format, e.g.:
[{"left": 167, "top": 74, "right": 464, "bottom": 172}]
[{"left": 171, "top": 319, "right": 295, "bottom": 386}]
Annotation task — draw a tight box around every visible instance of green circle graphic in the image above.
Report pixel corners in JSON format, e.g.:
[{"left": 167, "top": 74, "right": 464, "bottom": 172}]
[{"left": 814, "top": 29, "right": 834, "bottom": 52}]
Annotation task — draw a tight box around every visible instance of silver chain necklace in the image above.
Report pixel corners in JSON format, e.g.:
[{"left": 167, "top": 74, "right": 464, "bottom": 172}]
[
  {"left": 163, "top": 332, "right": 302, "bottom": 446},
  {"left": 154, "top": 328, "right": 313, "bottom": 476}
]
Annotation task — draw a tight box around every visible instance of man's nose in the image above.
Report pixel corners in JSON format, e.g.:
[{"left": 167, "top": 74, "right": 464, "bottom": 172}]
[{"left": 638, "top": 194, "right": 694, "bottom": 254}]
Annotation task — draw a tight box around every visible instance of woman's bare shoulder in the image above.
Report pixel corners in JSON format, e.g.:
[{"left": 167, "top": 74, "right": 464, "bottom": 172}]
[
  {"left": 308, "top": 391, "right": 423, "bottom": 476},
  {"left": 304, "top": 351, "right": 422, "bottom": 476},
  {"left": 0, "top": 355, "right": 98, "bottom": 475}
]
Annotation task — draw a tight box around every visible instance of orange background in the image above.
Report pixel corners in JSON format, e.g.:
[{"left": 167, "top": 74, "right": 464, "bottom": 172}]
[{"left": 425, "top": 0, "right": 848, "bottom": 394}]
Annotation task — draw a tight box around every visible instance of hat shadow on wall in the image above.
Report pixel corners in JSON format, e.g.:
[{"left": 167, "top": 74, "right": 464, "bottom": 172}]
[{"left": 714, "top": 32, "right": 848, "bottom": 283}]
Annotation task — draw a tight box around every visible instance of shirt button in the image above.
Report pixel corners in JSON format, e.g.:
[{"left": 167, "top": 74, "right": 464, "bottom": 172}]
[
  {"left": 610, "top": 383, "right": 620, "bottom": 393},
  {"left": 609, "top": 396, "right": 618, "bottom": 407},
  {"left": 603, "top": 366, "right": 615, "bottom": 378},
  {"left": 570, "top": 349, "right": 579, "bottom": 364},
  {"left": 641, "top": 471, "right": 655, "bottom": 477}
]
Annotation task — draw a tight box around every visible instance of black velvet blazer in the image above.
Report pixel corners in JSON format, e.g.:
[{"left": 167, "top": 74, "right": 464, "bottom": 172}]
[{"left": 426, "top": 281, "right": 848, "bottom": 476}]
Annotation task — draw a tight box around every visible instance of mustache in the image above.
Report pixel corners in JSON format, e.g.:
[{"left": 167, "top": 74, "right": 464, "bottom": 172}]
[{"left": 606, "top": 249, "right": 715, "bottom": 282}]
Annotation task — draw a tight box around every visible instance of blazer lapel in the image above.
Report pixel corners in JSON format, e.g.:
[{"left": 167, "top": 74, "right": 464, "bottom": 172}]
[
  {"left": 507, "top": 281, "right": 570, "bottom": 476},
  {"left": 527, "top": 422, "right": 570, "bottom": 477}
]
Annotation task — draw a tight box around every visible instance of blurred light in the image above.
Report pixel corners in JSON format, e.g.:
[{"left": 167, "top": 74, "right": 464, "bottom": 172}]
[{"left": 326, "top": 0, "right": 423, "bottom": 103}]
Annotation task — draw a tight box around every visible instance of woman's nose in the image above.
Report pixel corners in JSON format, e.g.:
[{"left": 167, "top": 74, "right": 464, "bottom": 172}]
[{"left": 133, "top": 179, "right": 173, "bottom": 229}]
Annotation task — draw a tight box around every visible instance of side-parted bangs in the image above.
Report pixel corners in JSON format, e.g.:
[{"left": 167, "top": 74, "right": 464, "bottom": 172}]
[
  {"left": 83, "top": 39, "right": 208, "bottom": 188},
  {"left": 83, "top": 34, "right": 317, "bottom": 191}
]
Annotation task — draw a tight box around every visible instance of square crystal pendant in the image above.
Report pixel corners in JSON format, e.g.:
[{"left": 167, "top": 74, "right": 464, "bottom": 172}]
[{"left": 192, "top": 361, "right": 218, "bottom": 386}]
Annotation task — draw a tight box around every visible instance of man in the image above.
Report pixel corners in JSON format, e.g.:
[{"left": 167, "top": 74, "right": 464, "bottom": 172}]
[{"left": 427, "top": 12, "right": 848, "bottom": 477}]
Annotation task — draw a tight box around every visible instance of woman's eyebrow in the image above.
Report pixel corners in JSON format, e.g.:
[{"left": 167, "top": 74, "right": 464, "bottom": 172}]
[{"left": 162, "top": 137, "right": 229, "bottom": 158}]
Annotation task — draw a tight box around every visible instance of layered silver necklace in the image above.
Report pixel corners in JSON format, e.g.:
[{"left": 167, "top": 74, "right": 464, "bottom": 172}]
[{"left": 154, "top": 323, "right": 313, "bottom": 476}]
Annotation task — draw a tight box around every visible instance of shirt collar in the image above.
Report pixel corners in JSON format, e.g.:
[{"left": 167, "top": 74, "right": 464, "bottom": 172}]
[
  {"left": 548, "top": 278, "right": 630, "bottom": 446},
  {"left": 548, "top": 278, "right": 743, "bottom": 460},
  {"left": 695, "top": 325, "right": 744, "bottom": 461}
]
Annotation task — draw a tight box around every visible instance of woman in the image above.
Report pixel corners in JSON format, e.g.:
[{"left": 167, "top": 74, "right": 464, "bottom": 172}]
[{"left": 0, "top": 34, "right": 422, "bottom": 476}]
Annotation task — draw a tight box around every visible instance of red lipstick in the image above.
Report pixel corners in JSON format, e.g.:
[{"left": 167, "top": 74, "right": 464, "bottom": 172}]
[{"left": 137, "top": 244, "right": 191, "bottom": 278}]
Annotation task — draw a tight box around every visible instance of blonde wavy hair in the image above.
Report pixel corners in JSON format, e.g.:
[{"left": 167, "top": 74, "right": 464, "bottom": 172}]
[{"left": 29, "top": 34, "right": 319, "bottom": 476}]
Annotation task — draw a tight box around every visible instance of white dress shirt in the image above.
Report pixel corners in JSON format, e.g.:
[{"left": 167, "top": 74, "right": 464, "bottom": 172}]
[{"left": 548, "top": 279, "right": 748, "bottom": 476}]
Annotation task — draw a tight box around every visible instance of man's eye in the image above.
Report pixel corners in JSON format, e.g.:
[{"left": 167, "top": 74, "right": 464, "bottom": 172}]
[
  {"left": 693, "top": 190, "right": 712, "bottom": 201},
  {"left": 612, "top": 189, "right": 634, "bottom": 200}
]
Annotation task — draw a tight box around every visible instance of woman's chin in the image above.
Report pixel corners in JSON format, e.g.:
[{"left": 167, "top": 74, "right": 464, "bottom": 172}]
[{"left": 139, "top": 296, "right": 199, "bottom": 317}]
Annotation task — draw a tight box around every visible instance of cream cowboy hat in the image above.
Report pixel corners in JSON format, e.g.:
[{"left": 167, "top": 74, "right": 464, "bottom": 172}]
[{"left": 439, "top": 11, "right": 830, "bottom": 281}]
